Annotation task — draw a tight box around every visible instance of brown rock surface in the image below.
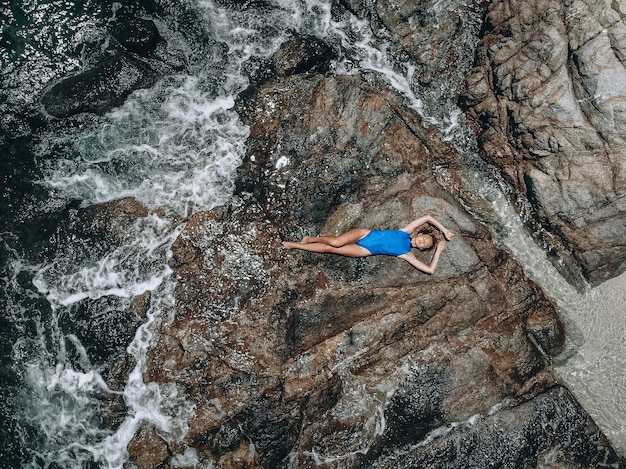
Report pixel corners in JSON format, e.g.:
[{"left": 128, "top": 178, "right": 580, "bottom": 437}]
[
  {"left": 462, "top": 0, "right": 626, "bottom": 286},
  {"left": 124, "top": 64, "right": 623, "bottom": 467}
]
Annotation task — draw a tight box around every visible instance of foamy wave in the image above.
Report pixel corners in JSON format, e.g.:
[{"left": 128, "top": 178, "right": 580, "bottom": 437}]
[
  {"left": 21, "top": 363, "right": 119, "bottom": 467},
  {"left": 39, "top": 76, "right": 248, "bottom": 216},
  {"left": 87, "top": 279, "right": 195, "bottom": 468},
  {"left": 32, "top": 214, "right": 182, "bottom": 308}
]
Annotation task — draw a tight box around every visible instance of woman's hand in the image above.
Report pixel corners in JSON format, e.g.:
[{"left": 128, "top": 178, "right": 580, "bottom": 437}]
[
  {"left": 443, "top": 230, "right": 454, "bottom": 241},
  {"left": 436, "top": 240, "right": 446, "bottom": 252}
]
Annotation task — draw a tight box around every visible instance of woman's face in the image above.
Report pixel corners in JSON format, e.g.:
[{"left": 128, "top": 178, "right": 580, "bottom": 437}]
[{"left": 412, "top": 233, "right": 434, "bottom": 250}]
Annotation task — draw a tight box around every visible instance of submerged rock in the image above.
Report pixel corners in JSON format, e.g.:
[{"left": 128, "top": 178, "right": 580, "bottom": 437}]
[
  {"left": 272, "top": 34, "right": 335, "bottom": 77},
  {"left": 41, "top": 54, "right": 157, "bottom": 118},
  {"left": 461, "top": 0, "right": 626, "bottom": 286},
  {"left": 122, "top": 61, "right": 623, "bottom": 467}
]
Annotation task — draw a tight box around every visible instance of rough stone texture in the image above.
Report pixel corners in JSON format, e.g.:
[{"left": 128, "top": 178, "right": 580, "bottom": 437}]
[
  {"left": 123, "top": 59, "right": 623, "bottom": 467},
  {"left": 461, "top": 0, "right": 626, "bottom": 286},
  {"left": 365, "top": 386, "right": 619, "bottom": 469},
  {"left": 272, "top": 34, "right": 336, "bottom": 77},
  {"left": 336, "top": 0, "right": 482, "bottom": 118}
]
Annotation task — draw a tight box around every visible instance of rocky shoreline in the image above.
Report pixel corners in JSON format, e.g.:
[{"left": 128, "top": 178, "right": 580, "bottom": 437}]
[
  {"left": 119, "top": 57, "right": 622, "bottom": 467},
  {"left": 9, "top": 0, "right": 626, "bottom": 467},
  {"left": 461, "top": 0, "right": 626, "bottom": 287}
]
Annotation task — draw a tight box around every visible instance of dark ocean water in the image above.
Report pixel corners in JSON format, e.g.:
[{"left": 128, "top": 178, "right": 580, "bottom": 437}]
[{"left": 0, "top": 1, "right": 336, "bottom": 466}]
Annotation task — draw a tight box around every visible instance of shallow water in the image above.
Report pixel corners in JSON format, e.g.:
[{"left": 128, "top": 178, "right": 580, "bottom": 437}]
[
  {"left": 477, "top": 186, "right": 626, "bottom": 456},
  {"left": 555, "top": 272, "right": 626, "bottom": 455}
]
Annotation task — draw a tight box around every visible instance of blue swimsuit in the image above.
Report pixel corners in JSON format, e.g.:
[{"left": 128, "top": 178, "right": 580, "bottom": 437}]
[{"left": 355, "top": 230, "right": 411, "bottom": 256}]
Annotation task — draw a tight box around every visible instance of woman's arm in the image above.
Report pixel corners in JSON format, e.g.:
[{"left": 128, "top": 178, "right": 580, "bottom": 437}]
[
  {"left": 400, "top": 242, "right": 446, "bottom": 274},
  {"left": 401, "top": 215, "right": 454, "bottom": 240},
  {"left": 398, "top": 241, "right": 446, "bottom": 274}
]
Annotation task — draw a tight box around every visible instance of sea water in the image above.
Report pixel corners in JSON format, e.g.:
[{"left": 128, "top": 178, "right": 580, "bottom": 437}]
[
  {"left": 2, "top": 0, "right": 302, "bottom": 466},
  {"left": 1, "top": 0, "right": 624, "bottom": 466}
]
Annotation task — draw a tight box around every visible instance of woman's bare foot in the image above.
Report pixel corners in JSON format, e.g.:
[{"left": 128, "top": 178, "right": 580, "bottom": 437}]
[
  {"left": 282, "top": 241, "right": 299, "bottom": 249},
  {"left": 300, "top": 236, "right": 315, "bottom": 244}
]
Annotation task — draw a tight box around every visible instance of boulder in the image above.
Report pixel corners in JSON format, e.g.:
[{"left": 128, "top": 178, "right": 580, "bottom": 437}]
[
  {"left": 41, "top": 54, "right": 157, "bottom": 118},
  {"left": 336, "top": 0, "right": 482, "bottom": 116},
  {"left": 365, "top": 386, "right": 619, "bottom": 468},
  {"left": 123, "top": 66, "right": 623, "bottom": 467},
  {"left": 461, "top": 0, "right": 626, "bottom": 286},
  {"left": 271, "top": 34, "right": 335, "bottom": 77}
]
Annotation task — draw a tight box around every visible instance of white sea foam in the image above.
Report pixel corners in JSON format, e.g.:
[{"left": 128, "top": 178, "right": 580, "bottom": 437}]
[
  {"left": 40, "top": 76, "right": 249, "bottom": 217},
  {"left": 171, "top": 447, "right": 201, "bottom": 468},
  {"left": 23, "top": 278, "right": 195, "bottom": 469},
  {"left": 32, "top": 214, "right": 182, "bottom": 309},
  {"left": 21, "top": 363, "right": 120, "bottom": 468}
]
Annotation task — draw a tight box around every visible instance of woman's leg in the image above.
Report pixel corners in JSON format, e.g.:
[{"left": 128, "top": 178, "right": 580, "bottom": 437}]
[
  {"left": 282, "top": 241, "right": 371, "bottom": 257},
  {"left": 301, "top": 228, "right": 370, "bottom": 247}
]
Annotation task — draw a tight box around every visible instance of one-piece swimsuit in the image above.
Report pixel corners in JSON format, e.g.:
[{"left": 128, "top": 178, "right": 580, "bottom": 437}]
[{"left": 355, "top": 230, "right": 411, "bottom": 256}]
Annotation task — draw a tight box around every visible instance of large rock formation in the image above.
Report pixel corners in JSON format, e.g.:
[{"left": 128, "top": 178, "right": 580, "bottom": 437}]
[
  {"left": 461, "top": 0, "right": 626, "bottom": 286},
  {"left": 123, "top": 60, "right": 623, "bottom": 467},
  {"left": 38, "top": 3, "right": 204, "bottom": 119},
  {"left": 27, "top": 0, "right": 626, "bottom": 466}
]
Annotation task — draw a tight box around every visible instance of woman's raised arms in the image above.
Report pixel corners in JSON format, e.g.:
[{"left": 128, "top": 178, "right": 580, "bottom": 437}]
[{"left": 401, "top": 215, "right": 454, "bottom": 241}]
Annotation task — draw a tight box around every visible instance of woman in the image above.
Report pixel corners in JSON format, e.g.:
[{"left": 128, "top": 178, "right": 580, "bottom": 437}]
[{"left": 282, "top": 215, "right": 454, "bottom": 274}]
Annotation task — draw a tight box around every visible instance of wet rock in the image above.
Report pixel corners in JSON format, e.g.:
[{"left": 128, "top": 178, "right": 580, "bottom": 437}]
[
  {"left": 41, "top": 54, "right": 157, "bottom": 118},
  {"left": 272, "top": 34, "right": 335, "bottom": 77},
  {"left": 34, "top": 198, "right": 155, "bottom": 376},
  {"left": 461, "top": 0, "right": 626, "bottom": 286},
  {"left": 127, "top": 424, "right": 170, "bottom": 469},
  {"left": 121, "top": 70, "right": 624, "bottom": 468},
  {"left": 365, "top": 386, "right": 622, "bottom": 468},
  {"left": 340, "top": 0, "right": 482, "bottom": 116}
]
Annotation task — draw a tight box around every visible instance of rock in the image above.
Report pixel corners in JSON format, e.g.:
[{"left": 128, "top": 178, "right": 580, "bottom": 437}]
[
  {"left": 32, "top": 198, "right": 155, "bottom": 376},
  {"left": 461, "top": 0, "right": 626, "bottom": 286},
  {"left": 525, "top": 152, "right": 626, "bottom": 284},
  {"left": 123, "top": 70, "right": 623, "bottom": 467},
  {"left": 272, "top": 34, "right": 335, "bottom": 77},
  {"left": 364, "top": 386, "right": 622, "bottom": 468},
  {"left": 41, "top": 54, "right": 157, "bottom": 118},
  {"left": 338, "top": 0, "right": 482, "bottom": 116},
  {"left": 126, "top": 424, "right": 170, "bottom": 469}
]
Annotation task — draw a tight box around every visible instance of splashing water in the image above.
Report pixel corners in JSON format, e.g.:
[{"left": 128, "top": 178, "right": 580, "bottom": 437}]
[
  {"left": 9, "top": 0, "right": 318, "bottom": 466},
  {"left": 38, "top": 76, "right": 249, "bottom": 217}
]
